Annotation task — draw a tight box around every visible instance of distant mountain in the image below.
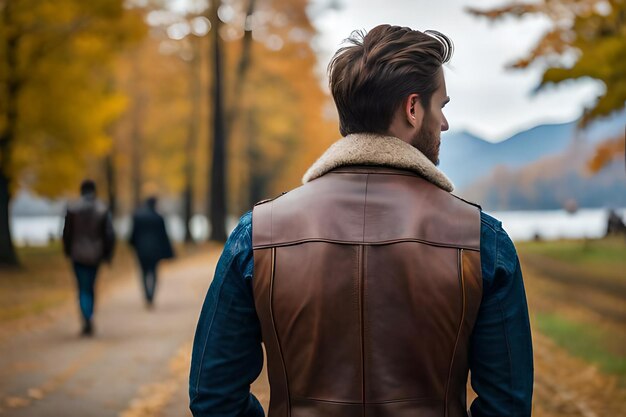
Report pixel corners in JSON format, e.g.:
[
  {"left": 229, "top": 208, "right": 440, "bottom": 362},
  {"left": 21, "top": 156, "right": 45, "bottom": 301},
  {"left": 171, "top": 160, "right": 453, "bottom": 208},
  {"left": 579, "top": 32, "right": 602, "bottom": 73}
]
[
  {"left": 439, "top": 108, "right": 626, "bottom": 190},
  {"left": 9, "top": 109, "right": 626, "bottom": 215},
  {"left": 460, "top": 141, "right": 626, "bottom": 210}
]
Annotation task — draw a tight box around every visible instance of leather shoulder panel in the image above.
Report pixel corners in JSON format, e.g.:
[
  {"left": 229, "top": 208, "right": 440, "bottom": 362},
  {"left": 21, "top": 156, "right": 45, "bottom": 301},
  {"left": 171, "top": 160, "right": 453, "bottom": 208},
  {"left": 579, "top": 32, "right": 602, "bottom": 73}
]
[{"left": 253, "top": 169, "right": 481, "bottom": 250}]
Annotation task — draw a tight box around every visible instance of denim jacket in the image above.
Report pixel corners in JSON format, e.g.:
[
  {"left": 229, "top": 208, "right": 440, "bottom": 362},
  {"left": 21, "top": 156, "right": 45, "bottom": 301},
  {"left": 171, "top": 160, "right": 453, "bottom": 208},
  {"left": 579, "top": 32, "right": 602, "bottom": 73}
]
[{"left": 190, "top": 210, "right": 533, "bottom": 417}]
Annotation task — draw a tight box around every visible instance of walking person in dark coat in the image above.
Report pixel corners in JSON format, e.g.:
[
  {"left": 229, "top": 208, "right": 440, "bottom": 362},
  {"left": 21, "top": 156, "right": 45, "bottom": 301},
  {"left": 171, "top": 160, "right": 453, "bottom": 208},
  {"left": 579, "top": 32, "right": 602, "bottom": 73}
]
[
  {"left": 129, "top": 196, "right": 174, "bottom": 307},
  {"left": 62, "top": 179, "right": 116, "bottom": 336}
]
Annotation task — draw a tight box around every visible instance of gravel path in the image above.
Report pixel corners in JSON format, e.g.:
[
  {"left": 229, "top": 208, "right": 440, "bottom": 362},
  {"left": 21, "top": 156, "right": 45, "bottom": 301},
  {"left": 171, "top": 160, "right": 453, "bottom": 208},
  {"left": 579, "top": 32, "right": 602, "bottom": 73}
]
[
  {"left": 1, "top": 249, "right": 624, "bottom": 417},
  {"left": 0, "top": 253, "right": 217, "bottom": 417}
]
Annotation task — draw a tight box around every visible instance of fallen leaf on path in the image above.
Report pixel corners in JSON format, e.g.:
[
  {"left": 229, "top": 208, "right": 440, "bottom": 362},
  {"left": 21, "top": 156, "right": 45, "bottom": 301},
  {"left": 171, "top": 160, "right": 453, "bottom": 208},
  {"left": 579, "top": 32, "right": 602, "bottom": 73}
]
[
  {"left": 27, "top": 388, "right": 44, "bottom": 400},
  {"left": 5, "top": 396, "right": 30, "bottom": 408}
]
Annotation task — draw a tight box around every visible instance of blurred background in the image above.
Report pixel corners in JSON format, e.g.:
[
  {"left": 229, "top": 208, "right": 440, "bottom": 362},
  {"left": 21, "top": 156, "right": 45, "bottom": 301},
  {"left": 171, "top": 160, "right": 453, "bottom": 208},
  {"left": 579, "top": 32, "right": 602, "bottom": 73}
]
[{"left": 0, "top": 0, "right": 624, "bottom": 416}]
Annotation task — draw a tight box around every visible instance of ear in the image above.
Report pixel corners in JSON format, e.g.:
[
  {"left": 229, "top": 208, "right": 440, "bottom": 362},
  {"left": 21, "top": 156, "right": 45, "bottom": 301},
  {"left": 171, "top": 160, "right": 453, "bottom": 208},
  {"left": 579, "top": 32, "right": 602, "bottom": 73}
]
[{"left": 404, "top": 93, "right": 424, "bottom": 128}]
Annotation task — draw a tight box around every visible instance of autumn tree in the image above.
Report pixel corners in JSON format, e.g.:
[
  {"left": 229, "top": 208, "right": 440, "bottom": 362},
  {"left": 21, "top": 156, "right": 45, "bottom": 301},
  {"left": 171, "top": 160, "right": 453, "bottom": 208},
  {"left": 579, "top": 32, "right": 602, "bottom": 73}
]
[
  {"left": 219, "top": 0, "right": 337, "bottom": 213},
  {"left": 189, "top": 0, "right": 336, "bottom": 241},
  {"left": 207, "top": 0, "right": 229, "bottom": 242},
  {"left": 134, "top": 0, "right": 337, "bottom": 241},
  {"left": 110, "top": 27, "right": 195, "bottom": 224},
  {"left": 184, "top": 33, "right": 204, "bottom": 243},
  {"left": 588, "top": 136, "right": 624, "bottom": 172},
  {"left": 468, "top": 0, "right": 626, "bottom": 171},
  {"left": 0, "top": 0, "right": 145, "bottom": 266}
]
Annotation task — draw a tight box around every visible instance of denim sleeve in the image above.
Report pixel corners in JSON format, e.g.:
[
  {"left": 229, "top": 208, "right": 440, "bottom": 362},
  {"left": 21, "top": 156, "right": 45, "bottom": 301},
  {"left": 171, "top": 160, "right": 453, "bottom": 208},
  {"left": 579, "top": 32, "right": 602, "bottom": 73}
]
[
  {"left": 189, "top": 211, "right": 265, "bottom": 417},
  {"left": 469, "top": 213, "right": 534, "bottom": 417}
]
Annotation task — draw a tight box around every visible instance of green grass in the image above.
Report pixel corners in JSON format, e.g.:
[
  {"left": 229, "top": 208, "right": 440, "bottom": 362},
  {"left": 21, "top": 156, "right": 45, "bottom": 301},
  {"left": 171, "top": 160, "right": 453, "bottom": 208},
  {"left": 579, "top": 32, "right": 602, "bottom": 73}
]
[
  {"left": 17, "top": 241, "right": 65, "bottom": 257},
  {"left": 517, "top": 237, "right": 626, "bottom": 266},
  {"left": 0, "top": 241, "right": 212, "bottom": 323},
  {"left": 535, "top": 312, "right": 626, "bottom": 379},
  {"left": 0, "top": 242, "right": 136, "bottom": 323}
]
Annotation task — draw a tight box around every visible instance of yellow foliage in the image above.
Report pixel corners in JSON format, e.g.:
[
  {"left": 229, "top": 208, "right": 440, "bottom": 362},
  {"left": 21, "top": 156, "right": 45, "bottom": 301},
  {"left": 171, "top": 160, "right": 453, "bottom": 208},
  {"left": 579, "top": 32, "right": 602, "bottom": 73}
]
[
  {"left": 110, "top": 29, "right": 192, "bottom": 211},
  {"left": 2, "top": 0, "right": 339, "bottom": 214},
  {"left": 469, "top": 0, "right": 626, "bottom": 134},
  {"left": 225, "top": 0, "right": 338, "bottom": 210},
  {"left": 587, "top": 136, "right": 625, "bottom": 173},
  {"left": 0, "top": 0, "right": 146, "bottom": 197}
]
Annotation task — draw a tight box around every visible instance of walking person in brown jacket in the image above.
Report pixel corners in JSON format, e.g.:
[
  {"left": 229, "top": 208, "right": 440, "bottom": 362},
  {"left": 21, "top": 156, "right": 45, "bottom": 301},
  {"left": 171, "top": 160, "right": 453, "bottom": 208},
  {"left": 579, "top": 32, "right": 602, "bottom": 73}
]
[{"left": 62, "top": 179, "right": 115, "bottom": 336}]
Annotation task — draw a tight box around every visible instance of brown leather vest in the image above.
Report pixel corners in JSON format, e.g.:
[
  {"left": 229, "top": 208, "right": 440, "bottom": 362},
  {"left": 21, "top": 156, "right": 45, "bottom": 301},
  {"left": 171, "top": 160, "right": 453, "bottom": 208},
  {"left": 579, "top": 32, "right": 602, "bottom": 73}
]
[
  {"left": 65, "top": 197, "right": 110, "bottom": 266},
  {"left": 253, "top": 166, "right": 482, "bottom": 417}
]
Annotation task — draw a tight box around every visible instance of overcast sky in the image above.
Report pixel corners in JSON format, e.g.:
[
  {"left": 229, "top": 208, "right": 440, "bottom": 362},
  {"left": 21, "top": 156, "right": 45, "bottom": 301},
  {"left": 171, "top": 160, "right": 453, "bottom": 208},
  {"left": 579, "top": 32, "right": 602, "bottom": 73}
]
[
  {"left": 308, "top": 0, "right": 604, "bottom": 142},
  {"left": 169, "top": 0, "right": 605, "bottom": 142}
]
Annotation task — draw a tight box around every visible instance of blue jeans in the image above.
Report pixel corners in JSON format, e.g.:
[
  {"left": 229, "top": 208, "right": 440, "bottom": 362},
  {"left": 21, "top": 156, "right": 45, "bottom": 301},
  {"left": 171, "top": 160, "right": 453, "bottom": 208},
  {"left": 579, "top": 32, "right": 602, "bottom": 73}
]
[
  {"left": 72, "top": 262, "right": 98, "bottom": 322},
  {"left": 139, "top": 260, "right": 158, "bottom": 303}
]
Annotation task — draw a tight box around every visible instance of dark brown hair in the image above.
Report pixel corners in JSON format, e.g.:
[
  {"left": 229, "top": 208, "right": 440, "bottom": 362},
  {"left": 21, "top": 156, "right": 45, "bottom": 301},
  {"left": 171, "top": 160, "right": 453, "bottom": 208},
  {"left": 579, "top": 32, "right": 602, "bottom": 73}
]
[
  {"left": 328, "top": 25, "right": 453, "bottom": 136},
  {"left": 80, "top": 179, "right": 96, "bottom": 196}
]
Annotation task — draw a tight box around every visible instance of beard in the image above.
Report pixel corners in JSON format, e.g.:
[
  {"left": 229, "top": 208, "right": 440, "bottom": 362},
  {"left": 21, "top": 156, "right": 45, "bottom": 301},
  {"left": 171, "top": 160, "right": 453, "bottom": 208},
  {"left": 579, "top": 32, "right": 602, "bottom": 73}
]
[{"left": 410, "top": 114, "right": 440, "bottom": 166}]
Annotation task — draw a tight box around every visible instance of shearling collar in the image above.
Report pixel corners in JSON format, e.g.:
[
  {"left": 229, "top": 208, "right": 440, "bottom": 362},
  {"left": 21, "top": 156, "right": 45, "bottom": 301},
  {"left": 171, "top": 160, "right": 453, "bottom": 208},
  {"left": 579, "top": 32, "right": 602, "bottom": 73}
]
[{"left": 302, "top": 133, "right": 454, "bottom": 192}]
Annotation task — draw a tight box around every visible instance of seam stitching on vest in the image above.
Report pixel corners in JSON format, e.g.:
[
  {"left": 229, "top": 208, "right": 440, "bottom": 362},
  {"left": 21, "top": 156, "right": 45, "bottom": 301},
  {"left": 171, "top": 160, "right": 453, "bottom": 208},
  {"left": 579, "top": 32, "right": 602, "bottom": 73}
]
[
  {"left": 358, "top": 245, "right": 366, "bottom": 414},
  {"left": 360, "top": 174, "right": 369, "bottom": 416},
  {"left": 292, "top": 396, "right": 443, "bottom": 405},
  {"left": 445, "top": 249, "right": 467, "bottom": 417},
  {"left": 268, "top": 247, "right": 291, "bottom": 416},
  {"left": 270, "top": 200, "right": 274, "bottom": 246},
  {"left": 352, "top": 245, "right": 360, "bottom": 404},
  {"left": 254, "top": 238, "right": 480, "bottom": 251},
  {"left": 362, "top": 174, "right": 369, "bottom": 242}
]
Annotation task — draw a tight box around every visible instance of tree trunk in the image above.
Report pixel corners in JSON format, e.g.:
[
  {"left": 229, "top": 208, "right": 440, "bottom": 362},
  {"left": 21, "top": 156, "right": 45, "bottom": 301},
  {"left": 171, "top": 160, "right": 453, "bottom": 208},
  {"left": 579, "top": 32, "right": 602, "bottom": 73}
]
[
  {"left": 226, "top": 0, "right": 256, "bottom": 132},
  {"left": 104, "top": 153, "right": 117, "bottom": 216},
  {"left": 130, "top": 65, "right": 145, "bottom": 211},
  {"left": 242, "top": 108, "right": 256, "bottom": 209},
  {"left": 182, "top": 185, "right": 194, "bottom": 243},
  {"left": 183, "top": 35, "right": 202, "bottom": 244},
  {"left": 131, "top": 115, "right": 143, "bottom": 210},
  {"left": 208, "top": 1, "right": 228, "bottom": 242},
  {"left": 0, "top": 2, "right": 20, "bottom": 266},
  {"left": 0, "top": 172, "right": 18, "bottom": 266},
  {"left": 249, "top": 173, "right": 267, "bottom": 208}
]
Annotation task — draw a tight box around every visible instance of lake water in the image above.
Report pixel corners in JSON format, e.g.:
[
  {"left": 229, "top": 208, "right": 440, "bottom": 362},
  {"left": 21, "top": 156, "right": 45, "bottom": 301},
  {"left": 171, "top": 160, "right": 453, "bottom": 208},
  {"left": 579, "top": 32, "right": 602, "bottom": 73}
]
[
  {"left": 489, "top": 208, "right": 626, "bottom": 241},
  {"left": 9, "top": 208, "right": 626, "bottom": 246},
  {"left": 9, "top": 214, "right": 240, "bottom": 247}
]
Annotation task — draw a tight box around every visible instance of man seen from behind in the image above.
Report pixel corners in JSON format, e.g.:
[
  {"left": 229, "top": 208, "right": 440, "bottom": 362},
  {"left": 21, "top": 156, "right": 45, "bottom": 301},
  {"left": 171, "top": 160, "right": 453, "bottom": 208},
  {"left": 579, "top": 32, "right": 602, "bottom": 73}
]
[
  {"left": 129, "top": 196, "right": 175, "bottom": 308},
  {"left": 62, "top": 179, "right": 115, "bottom": 336},
  {"left": 190, "top": 24, "right": 533, "bottom": 417}
]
